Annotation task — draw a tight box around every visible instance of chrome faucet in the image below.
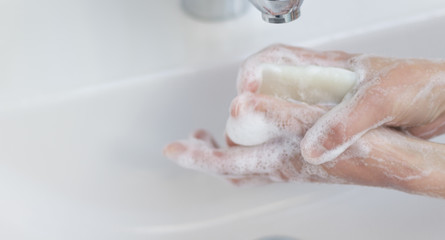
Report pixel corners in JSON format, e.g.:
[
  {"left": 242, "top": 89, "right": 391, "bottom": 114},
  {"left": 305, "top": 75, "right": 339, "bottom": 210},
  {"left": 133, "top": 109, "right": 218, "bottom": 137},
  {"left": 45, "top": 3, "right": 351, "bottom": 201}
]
[
  {"left": 249, "top": 0, "right": 304, "bottom": 23},
  {"left": 182, "top": 0, "right": 303, "bottom": 24}
]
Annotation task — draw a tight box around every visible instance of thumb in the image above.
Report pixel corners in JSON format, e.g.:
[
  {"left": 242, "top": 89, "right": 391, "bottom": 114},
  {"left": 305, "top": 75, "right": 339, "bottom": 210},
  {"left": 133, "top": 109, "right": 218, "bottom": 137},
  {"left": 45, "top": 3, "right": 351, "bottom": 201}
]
[{"left": 300, "top": 92, "right": 390, "bottom": 165}]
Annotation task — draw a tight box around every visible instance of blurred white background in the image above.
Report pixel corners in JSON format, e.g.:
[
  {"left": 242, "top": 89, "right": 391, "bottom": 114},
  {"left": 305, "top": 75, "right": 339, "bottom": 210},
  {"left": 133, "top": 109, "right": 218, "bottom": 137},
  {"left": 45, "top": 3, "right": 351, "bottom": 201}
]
[
  {"left": 2, "top": 0, "right": 445, "bottom": 105},
  {"left": 2, "top": 1, "right": 445, "bottom": 240}
]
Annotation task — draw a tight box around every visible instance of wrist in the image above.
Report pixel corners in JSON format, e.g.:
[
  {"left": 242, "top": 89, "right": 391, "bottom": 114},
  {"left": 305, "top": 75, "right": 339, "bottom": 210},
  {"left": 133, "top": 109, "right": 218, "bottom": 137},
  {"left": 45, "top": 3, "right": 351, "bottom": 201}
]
[
  {"left": 324, "top": 128, "right": 445, "bottom": 198},
  {"left": 366, "top": 132, "right": 445, "bottom": 198},
  {"left": 395, "top": 140, "right": 445, "bottom": 198}
]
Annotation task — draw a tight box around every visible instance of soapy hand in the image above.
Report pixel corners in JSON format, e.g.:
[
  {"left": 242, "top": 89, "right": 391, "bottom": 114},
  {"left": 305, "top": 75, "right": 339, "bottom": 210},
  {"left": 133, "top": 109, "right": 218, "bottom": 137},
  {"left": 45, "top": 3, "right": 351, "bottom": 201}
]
[
  {"left": 163, "top": 44, "right": 445, "bottom": 198},
  {"left": 237, "top": 44, "right": 445, "bottom": 165},
  {"left": 164, "top": 93, "right": 445, "bottom": 197},
  {"left": 297, "top": 50, "right": 445, "bottom": 165}
]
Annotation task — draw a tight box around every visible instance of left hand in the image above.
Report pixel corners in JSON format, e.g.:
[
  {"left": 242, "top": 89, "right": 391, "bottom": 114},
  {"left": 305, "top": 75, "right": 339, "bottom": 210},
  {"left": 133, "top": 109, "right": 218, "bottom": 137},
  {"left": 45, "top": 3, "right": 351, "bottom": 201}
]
[{"left": 164, "top": 93, "right": 445, "bottom": 198}]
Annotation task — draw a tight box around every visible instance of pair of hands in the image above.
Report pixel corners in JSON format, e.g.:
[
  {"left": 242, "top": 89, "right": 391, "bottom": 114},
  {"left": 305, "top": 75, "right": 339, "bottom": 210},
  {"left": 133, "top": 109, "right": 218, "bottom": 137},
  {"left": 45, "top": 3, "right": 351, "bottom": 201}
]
[{"left": 164, "top": 44, "right": 445, "bottom": 198}]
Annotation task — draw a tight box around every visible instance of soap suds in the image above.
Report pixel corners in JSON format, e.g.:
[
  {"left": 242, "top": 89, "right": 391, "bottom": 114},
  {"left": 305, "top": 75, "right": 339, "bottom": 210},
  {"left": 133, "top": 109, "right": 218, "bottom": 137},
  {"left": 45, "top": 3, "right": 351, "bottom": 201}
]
[
  {"left": 302, "top": 115, "right": 394, "bottom": 165},
  {"left": 173, "top": 136, "right": 300, "bottom": 177},
  {"left": 225, "top": 111, "right": 280, "bottom": 146},
  {"left": 172, "top": 131, "right": 342, "bottom": 184}
]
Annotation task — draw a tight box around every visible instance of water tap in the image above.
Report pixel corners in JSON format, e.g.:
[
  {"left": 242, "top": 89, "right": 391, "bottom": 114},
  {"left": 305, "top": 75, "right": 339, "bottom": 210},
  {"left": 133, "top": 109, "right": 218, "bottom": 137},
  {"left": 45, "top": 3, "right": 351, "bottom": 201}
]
[
  {"left": 182, "top": 0, "right": 304, "bottom": 24},
  {"left": 249, "top": 0, "right": 304, "bottom": 23}
]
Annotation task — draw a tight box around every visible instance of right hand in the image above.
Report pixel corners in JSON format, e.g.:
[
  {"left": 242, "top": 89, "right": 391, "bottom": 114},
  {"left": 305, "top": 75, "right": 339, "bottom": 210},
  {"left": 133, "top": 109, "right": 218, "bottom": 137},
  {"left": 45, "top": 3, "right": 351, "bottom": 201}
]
[
  {"left": 236, "top": 44, "right": 445, "bottom": 165},
  {"left": 298, "top": 50, "right": 445, "bottom": 164}
]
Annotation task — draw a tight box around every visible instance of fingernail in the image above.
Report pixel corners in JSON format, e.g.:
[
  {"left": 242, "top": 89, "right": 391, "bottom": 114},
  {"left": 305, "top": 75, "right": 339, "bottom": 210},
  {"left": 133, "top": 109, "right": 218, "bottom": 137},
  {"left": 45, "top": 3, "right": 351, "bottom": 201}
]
[{"left": 163, "top": 142, "right": 186, "bottom": 159}]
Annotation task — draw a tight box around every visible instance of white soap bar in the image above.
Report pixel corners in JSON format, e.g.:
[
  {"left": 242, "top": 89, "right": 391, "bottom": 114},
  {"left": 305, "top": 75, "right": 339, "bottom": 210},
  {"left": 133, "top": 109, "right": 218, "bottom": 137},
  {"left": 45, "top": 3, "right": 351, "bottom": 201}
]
[{"left": 259, "top": 64, "right": 357, "bottom": 104}]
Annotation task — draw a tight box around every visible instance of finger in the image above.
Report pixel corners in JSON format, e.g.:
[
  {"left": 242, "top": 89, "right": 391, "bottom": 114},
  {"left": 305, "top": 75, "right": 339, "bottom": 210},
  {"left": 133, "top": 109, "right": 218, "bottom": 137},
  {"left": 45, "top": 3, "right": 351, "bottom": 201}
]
[
  {"left": 226, "top": 93, "right": 327, "bottom": 146},
  {"left": 237, "top": 44, "right": 356, "bottom": 94},
  {"left": 164, "top": 137, "right": 298, "bottom": 176},
  {"left": 252, "top": 94, "right": 328, "bottom": 133},
  {"left": 226, "top": 93, "right": 280, "bottom": 146},
  {"left": 328, "top": 127, "right": 445, "bottom": 197},
  {"left": 227, "top": 176, "right": 274, "bottom": 186},
  {"left": 191, "top": 129, "right": 219, "bottom": 148},
  {"left": 225, "top": 133, "right": 238, "bottom": 147},
  {"left": 301, "top": 89, "right": 391, "bottom": 165}
]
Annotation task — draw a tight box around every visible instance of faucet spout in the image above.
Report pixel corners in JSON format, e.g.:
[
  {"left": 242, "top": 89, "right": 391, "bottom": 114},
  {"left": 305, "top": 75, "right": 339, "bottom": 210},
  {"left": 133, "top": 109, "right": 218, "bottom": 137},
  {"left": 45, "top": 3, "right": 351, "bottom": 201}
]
[{"left": 249, "top": 0, "right": 304, "bottom": 24}]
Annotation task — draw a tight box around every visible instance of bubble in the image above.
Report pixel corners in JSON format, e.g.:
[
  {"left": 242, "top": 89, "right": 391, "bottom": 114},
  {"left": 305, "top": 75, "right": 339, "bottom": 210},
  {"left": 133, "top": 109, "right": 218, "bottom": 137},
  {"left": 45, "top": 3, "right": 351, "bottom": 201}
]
[{"left": 225, "top": 111, "right": 280, "bottom": 146}]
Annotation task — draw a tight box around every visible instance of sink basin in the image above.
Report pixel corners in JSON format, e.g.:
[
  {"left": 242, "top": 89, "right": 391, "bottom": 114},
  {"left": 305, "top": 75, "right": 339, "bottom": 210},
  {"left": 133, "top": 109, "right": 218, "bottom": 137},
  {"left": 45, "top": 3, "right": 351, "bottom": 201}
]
[{"left": 2, "top": 11, "right": 445, "bottom": 240}]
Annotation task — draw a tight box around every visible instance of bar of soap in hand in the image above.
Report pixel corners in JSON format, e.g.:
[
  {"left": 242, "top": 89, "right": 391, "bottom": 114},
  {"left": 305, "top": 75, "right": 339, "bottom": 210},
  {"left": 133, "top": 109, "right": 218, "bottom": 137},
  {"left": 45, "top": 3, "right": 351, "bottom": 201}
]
[
  {"left": 226, "top": 64, "right": 358, "bottom": 146},
  {"left": 259, "top": 64, "right": 357, "bottom": 104}
]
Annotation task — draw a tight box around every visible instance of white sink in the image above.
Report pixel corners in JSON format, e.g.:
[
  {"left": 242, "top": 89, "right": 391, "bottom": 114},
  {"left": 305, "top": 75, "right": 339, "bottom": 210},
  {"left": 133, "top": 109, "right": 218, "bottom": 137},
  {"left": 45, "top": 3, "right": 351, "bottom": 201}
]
[{"left": 2, "top": 10, "right": 445, "bottom": 240}]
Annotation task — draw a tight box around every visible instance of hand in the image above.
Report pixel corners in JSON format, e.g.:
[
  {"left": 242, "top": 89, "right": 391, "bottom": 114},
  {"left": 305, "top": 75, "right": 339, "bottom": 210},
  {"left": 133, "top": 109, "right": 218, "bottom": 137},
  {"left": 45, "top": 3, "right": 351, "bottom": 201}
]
[
  {"left": 290, "top": 49, "right": 445, "bottom": 164},
  {"left": 236, "top": 44, "right": 445, "bottom": 164},
  {"left": 164, "top": 93, "right": 445, "bottom": 198},
  {"left": 164, "top": 44, "right": 445, "bottom": 198}
]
